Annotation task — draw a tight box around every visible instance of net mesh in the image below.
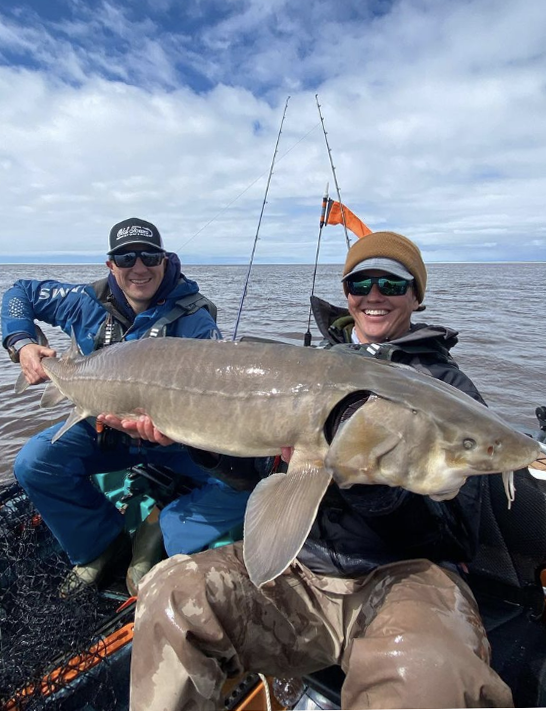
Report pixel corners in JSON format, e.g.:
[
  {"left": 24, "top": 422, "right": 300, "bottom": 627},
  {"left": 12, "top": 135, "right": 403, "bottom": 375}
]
[{"left": 0, "top": 485, "right": 126, "bottom": 711}]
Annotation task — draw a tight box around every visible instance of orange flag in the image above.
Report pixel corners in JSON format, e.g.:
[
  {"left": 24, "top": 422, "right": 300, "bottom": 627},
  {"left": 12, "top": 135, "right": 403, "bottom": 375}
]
[{"left": 323, "top": 199, "right": 372, "bottom": 239}]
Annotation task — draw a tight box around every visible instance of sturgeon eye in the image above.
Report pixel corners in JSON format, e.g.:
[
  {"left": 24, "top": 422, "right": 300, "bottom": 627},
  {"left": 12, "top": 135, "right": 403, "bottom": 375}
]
[{"left": 463, "top": 438, "right": 476, "bottom": 450}]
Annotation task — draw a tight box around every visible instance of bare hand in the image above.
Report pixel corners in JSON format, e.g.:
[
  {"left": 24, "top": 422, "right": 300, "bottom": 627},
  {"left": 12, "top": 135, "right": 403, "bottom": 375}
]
[
  {"left": 97, "top": 413, "right": 175, "bottom": 446},
  {"left": 281, "top": 447, "right": 293, "bottom": 463},
  {"left": 19, "top": 344, "right": 57, "bottom": 385}
]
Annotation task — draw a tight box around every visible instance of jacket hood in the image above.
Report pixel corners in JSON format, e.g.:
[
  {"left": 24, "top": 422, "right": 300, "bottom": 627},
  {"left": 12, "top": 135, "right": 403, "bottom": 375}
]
[
  {"left": 310, "top": 295, "right": 460, "bottom": 351},
  {"left": 105, "top": 252, "right": 199, "bottom": 322},
  {"left": 92, "top": 253, "right": 200, "bottom": 327}
]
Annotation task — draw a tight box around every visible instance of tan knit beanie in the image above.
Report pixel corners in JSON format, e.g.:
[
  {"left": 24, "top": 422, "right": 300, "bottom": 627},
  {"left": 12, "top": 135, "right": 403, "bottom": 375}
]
[{"left": 342, "top": 231, "right": 427, "bottom": 303}]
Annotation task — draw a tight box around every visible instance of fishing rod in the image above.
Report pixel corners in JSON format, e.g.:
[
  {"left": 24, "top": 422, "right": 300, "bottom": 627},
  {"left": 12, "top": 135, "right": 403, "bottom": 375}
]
[
  {"left": 303, "top": 183, "right": 329, "bottom": 347},
  {"left": 315, "top": 94, "right": 351, "bottom": 251},
  {"left": 175, "top": 120, "right": 319, "bottom": 254},
  {"left": 232, "top": 96, "right": 290, "bottom": 341},
  {"left": 302, "top": 97, "right": 351, "bottom": 346}
]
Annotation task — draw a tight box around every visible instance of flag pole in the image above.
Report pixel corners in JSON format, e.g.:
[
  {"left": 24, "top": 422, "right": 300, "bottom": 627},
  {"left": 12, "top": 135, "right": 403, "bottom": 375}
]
[
  {"left": 303, "top": 183, "right": 329, "bottom": 346},
  {"left": 232, "top": 96, "right": 290, "bottom": 340},
  {"left": 315, "top": 94, "right": 351, "bottom": 251}
]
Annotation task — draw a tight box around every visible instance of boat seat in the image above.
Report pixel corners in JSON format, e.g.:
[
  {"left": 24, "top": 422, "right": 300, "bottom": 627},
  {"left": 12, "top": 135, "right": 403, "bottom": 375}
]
[
  {"left": 466, "top": 469, "right": 546, "bottom": 707},
  {"left": 303, "top": 469, "right": 546, "bottom": 708}
]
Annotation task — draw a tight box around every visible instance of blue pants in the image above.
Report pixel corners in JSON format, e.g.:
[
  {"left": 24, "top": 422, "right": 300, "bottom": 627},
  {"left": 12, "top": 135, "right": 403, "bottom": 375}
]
[
  {"left": 14, "top": 419, "right": 250, "bottom": 565},
  {"left": 160, "top": 486, "right": 248, "bottom": 557}
]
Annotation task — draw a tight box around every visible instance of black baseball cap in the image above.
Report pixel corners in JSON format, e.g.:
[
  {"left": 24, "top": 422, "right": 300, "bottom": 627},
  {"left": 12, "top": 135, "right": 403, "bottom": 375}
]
[{"left": 107, "top": 218, "right": 164, "bottom": 254}]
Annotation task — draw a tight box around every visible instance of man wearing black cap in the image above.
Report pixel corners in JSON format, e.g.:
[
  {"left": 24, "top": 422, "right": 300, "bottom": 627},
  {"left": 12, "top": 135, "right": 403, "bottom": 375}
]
[
  {"left": 1, "top": 217, "right": 253, "bottom": 595},
  {"left": 105, "top": 217, "right": 169, "bottom": 317}
]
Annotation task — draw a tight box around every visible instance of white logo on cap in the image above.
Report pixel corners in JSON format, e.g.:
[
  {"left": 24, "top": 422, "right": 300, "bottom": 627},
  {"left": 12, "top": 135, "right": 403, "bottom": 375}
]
[{"left": 116, "top": 226, "right": 154, "bottom": 241}]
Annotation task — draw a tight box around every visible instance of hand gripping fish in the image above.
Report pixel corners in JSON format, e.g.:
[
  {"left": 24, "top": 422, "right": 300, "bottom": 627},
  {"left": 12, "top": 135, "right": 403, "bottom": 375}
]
[{"left": 21, "top": 336, "right": 544, "bottom": 587}]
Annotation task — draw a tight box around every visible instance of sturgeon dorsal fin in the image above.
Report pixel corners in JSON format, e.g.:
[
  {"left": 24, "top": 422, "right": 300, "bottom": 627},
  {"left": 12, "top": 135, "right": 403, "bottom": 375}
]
[
  {"left": 243, "top": 457, "right": 331, "bottom": 587},
  {"left": 40, "top": 382, "right": 68, "bottom": 408},
  {"left": 51, "top": 408, "right": 87, "bottom": 443},
  {"left": 62, "top": 328, "right": 82, "bottom": 360}
]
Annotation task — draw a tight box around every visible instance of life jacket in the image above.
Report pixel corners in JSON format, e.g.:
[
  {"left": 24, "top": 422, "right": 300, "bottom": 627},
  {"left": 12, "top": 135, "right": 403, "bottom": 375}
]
[{"left": 90, "top": 277, "right": 218, "bottom": 350}]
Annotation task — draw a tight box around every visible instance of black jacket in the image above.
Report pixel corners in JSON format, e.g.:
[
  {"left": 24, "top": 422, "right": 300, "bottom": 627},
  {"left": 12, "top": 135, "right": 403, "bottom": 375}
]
[{"left": 296, "top": 296, "right": 485, "bottom": 577}]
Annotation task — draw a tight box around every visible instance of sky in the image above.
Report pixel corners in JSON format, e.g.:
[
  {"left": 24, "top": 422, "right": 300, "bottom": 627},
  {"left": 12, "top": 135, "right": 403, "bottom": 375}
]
[{"left": 0, "top": 0, "right": 545, "bottom": 264}]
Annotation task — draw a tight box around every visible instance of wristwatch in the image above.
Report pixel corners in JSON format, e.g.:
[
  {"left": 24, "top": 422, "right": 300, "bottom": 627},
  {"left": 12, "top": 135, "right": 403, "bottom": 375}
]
[{"left": 7, "top": 337, "right": 37, "bottom": 363}]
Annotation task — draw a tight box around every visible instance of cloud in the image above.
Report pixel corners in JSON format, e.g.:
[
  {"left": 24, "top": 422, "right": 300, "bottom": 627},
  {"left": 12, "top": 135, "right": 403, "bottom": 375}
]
[{"left": 0, "top": 0, "right": 545, "bottom": 263}]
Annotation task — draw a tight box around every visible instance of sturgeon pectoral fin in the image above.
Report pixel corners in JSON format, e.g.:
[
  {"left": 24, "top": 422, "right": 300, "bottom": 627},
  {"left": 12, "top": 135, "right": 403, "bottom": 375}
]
[
  {"left": 40, "top": 382, "right": 68, "bottom": 408},
  {"left": 51, "top": 409, "right": 87, "bottom": 443},
  {"left": 243, "top": 461, "right": 332, "bottom": 588}
]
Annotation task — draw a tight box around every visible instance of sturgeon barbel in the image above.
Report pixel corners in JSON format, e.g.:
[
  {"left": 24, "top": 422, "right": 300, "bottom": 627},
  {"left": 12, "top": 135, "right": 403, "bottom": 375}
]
[{"left": 29, "top": 336, "right": 544, "bottom": 587}]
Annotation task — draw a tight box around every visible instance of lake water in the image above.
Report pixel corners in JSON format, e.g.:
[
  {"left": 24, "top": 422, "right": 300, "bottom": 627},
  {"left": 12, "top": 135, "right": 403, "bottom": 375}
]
[{"left": 1, "top": 262, "right": 545, "bottom": 485}]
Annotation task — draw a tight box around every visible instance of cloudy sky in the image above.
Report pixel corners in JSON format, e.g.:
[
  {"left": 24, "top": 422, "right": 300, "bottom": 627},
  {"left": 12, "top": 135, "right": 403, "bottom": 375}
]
[{"left": 0, "top": 0, "right": 545, "bottom": 264}]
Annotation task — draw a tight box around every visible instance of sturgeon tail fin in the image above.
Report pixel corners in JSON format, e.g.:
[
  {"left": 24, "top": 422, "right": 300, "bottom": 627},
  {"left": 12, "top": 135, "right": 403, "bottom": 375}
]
[
  {"left": 13, "top": 324, "right": 52, "bottom": 394},
  {"left": 35, "top": 324, "right": 49, "bottom": 348},
  {"left": 14, "top": 372, "right": 30, "bottom": 394}
]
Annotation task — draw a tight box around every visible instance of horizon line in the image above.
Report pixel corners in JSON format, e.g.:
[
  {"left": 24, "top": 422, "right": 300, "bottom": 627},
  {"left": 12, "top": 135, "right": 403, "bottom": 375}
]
[{"left": 1, "top": 260, "right": 545, "bottom": 266}]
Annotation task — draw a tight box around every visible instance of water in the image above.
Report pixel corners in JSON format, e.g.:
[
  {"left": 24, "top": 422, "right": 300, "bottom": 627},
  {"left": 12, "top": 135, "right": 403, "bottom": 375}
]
[{"left": 1, "top": 262, "right": 545, "bottom": 485}]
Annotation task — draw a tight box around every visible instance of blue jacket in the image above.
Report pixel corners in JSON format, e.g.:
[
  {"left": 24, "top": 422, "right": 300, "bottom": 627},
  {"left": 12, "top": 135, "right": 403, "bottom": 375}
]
[{"left": 2, "top": 260, "right": 221, "bottom": 353}]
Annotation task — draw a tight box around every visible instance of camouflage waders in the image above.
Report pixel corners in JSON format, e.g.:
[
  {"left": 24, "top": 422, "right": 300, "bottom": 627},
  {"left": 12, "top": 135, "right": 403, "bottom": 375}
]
[{"left": 130, "top": 542, "right": 513, "bottom": 710}]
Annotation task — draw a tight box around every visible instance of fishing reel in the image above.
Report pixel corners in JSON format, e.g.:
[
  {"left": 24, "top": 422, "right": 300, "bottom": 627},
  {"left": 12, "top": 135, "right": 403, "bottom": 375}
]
[{"left": 95, "top": 420, "right": 132, "bottom": 450}]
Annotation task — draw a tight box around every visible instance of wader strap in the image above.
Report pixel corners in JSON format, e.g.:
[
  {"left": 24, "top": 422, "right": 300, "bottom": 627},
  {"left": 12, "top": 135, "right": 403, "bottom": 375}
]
[
  {"left": 93, "top": 314, "right": 125, "bottom": 350},
  {"left": 333, "top": 340, "right": 453, "bottom": 367},
  {"left": 332, "top": 341, "right": 400, "bottom": 361},
  {"left": 145, "top": 293, "right": 218, "bottom": 339},
  {"left": 91, "top": 280, "right": 218, "bottom": 345}
]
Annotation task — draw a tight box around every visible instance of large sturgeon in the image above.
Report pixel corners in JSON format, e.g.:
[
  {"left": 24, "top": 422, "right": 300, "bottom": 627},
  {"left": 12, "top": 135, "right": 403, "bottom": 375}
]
[{"left": 26, "top": 336, "right": 544, "bottom": 587}]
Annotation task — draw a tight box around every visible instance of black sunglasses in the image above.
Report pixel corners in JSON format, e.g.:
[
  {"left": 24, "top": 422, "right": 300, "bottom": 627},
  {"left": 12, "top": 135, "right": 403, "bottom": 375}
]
[
  {"left": 346, "top": 275, "right": 412, "bottom": 297},
  {"left": 110, "top": 250, "right": 166, "bottom": 268}
]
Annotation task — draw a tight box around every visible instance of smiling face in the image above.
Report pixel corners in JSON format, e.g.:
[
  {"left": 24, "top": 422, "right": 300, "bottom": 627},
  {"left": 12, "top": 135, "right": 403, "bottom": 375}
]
[
  {"left": 106, "top": 242, "right": 166, "bottom": 314},
  {"left": 347, "top": 269, "right": 419, "bottom": 343}
]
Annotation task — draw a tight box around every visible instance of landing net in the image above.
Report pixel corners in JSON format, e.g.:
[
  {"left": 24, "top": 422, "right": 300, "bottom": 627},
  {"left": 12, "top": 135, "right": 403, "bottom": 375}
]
[{"left": 0, "top": 485, "right": 124, "bottom": 711}]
